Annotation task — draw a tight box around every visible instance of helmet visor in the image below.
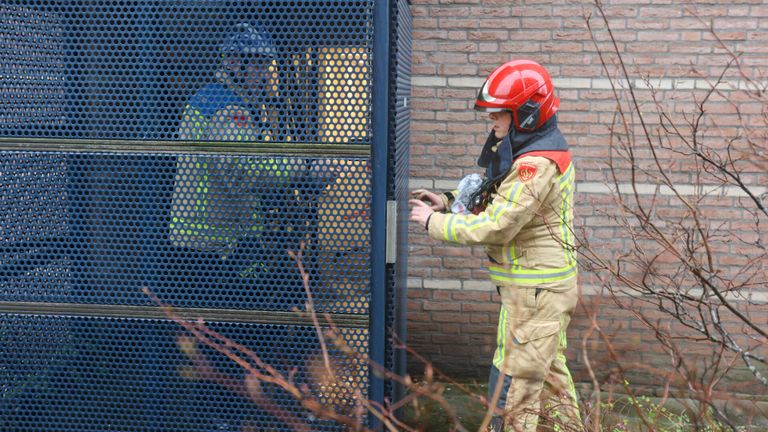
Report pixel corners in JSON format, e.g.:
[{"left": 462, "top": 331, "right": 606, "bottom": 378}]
[
  {"left": 474, "top": 105, "right": 506, "bottom": 113},
  {"left": 474, "top": 81, "right": 509, "bottom": 113}
]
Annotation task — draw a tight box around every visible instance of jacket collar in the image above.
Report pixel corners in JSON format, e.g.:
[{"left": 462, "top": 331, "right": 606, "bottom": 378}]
[{"left": 478, "top": 116, "right": 569, "bottom": 182}]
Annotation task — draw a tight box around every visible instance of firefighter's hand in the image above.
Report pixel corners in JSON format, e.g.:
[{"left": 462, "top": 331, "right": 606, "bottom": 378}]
[
  {"left": 410, "top": 189, "right": 445, "bottom": 211},
  {"left": 409, "top": 199, "right": 434, "bottom": 230}
]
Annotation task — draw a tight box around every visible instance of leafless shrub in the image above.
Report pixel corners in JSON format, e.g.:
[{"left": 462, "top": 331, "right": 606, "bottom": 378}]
[{"left": 576, "top": 1, "right": 768, "bottom": 429}]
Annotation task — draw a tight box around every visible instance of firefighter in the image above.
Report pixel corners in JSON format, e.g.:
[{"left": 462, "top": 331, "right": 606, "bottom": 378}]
[
  {"left": 169, "top": 22, "right": 337, "bottom": 431},
  {"left": 169, "top": 22, "right": 326, "bottom": 291},
  {"left": 170, "top": 22, "right": 285, "bottom": 260},
  {"left": 409, "top": 60, "right": 581, "bottom": 431}
]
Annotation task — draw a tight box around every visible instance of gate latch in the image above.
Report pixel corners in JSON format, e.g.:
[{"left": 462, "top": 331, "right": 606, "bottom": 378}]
[{"left": 385, "top": 200, "right": 397, "bottom": 264}]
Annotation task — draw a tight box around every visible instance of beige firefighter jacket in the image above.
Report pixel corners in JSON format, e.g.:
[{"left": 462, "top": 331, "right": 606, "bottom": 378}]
[{"left": 427, "top": 153, "right": 576, "bottom": 290}]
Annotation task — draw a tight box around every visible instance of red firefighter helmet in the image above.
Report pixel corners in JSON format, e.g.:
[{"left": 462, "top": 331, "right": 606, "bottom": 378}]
[{"left": 474, "top": 60, "right": 559, "bottom": 132}]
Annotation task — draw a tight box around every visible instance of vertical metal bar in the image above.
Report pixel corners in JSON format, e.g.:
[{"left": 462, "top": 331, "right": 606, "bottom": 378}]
[{"left": 370, "top": 0, "right": 391, "bottom": 429}]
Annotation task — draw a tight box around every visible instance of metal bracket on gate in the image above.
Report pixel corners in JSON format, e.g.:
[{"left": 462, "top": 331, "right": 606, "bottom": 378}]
[{"left": 385, "top": 200, "right": 397, "bottom": 264}]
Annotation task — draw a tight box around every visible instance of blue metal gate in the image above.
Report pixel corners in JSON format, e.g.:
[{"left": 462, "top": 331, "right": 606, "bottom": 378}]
[{"left": 0, "top": 1, "right": 410, "bottom": 430}]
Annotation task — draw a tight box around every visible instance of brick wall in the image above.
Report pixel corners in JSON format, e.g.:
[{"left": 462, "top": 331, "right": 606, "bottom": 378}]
[{"left": 406, "top": 0, "right": 768, "bottom": 396}]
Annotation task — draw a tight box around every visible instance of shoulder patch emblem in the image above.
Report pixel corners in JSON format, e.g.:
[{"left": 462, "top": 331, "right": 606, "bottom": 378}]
[{"left": 517, "top": 163, "right": 538, "bottom": 182}]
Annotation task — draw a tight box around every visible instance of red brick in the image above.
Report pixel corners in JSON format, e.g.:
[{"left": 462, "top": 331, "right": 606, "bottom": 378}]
[
  {"left": 441, "top": 323, "right": 461, "bottom": 334},
  {"left": 461, "top": 302, "right": 499, "bottom": 313},
  {"left": 638, "top": 7, "right": 682, "bottom": 18},
  {"left": 440, "top": 64, "right": 480, "bottom": 75},
  {"left": 470, "top": 6, "right": 514, "bottom": 17},
  {"left": 408, "top": 317, "right": 442, "bottom": 332},
  {"left": 412, "top": 18, "right": 438, "bottom": 28},
  {"left": 423, "top": 301, "right": 461, "bottom": 312},
  {"left": 407, "top": 312, "right": 432, "bottom": 323},
  {"left": 432, "top": 7, "right": 471, "bottom": 17},
  {"left": 447, "top": 31, "right": 469, "bottom": 41},
  {"left": 432, "top": 290, "right": 452, "bottom": 301},
  {"left": 452, "top": 291, "right": 492, "bottom": 302},
  {"left": 461, "top": 324, "right": 497, "bottom": 335},
  {"left": 433, "top": 334, "right": 469, "bottom": 344},
  {"left": 438, "top": 18, "right": 483, "bottom": 29},
  {"left": 470, "top": 314, "right": 491, "bottom": 324},
  {"left": 467, "top": 30, "right": 509, "bottom": 41},
  {"left": 431, "top": 312, "right": 469, "bottom": 323}
]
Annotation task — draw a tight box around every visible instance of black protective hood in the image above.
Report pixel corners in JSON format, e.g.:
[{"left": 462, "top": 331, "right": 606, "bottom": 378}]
[{"left": 477, "top": 116, "right": 568, "bottom": 183}]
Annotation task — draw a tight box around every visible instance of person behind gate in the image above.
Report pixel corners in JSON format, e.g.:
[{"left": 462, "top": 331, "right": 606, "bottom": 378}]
[
  {"left": 409, "top": 59, "right": 581, "bottom": 432},
  {"left": 170, "top": 22, "right": 329, "bottom": 292},
  {"left": 168, "top": 21, "right": 357, "bottom": 430}
]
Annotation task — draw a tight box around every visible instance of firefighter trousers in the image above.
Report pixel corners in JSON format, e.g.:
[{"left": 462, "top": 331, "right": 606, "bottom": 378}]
[{"left": 488, "top": 283, "right": 581, "bottom": 432}]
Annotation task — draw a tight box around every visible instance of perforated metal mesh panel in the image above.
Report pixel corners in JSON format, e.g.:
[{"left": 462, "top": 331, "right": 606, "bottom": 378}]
[
  {"left": 0, "top": 315, "right": 369, "bottom": 432},
  {"left": 1, "top": 1, "right": 374, "bottom": 143},
  {"left": 0, "top": 1, "right": 410, "bottom": 430}
]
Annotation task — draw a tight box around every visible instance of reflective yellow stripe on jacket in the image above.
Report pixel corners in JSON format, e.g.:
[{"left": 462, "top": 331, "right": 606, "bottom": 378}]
[
  {"left": 170, "top": 103, "right": 290, "bottom": 252},
  {"left": 559, "top": 162, "right": 576, "bottom": 266}
]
